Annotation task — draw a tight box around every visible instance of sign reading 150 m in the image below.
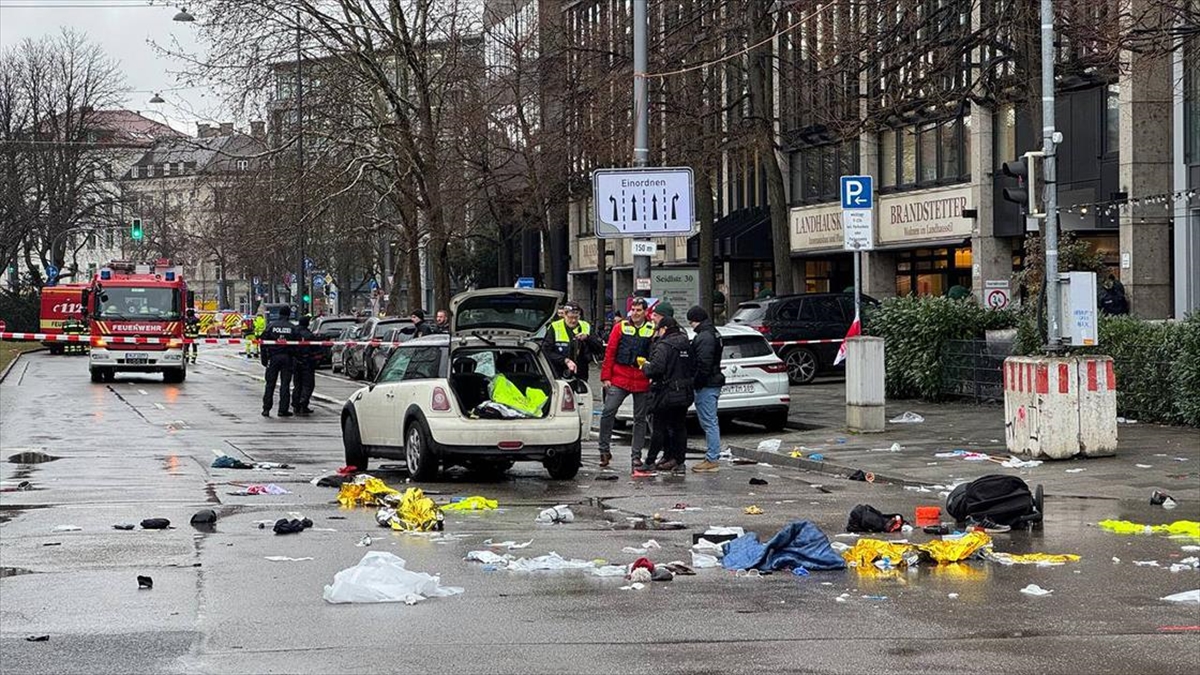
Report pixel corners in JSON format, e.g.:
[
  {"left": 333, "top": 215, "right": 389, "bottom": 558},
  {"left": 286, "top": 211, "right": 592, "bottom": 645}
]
[{"left": 592, "top": 167, "right": 695, "bottom": 239}]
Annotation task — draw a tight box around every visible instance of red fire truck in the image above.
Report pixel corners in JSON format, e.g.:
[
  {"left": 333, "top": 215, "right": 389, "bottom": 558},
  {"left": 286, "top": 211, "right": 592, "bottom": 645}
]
[
  {"left": 38, "top": 282, "right": 89, "bottom": 355},
  {"left": 82, "top": 259, "right": 190, "bottom": 383}
]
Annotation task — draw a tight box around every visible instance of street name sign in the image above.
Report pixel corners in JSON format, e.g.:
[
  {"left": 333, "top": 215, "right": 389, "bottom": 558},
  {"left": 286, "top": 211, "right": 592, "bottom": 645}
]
[{"left": 593, "top": 167, "right": 694, "bottom": 239}]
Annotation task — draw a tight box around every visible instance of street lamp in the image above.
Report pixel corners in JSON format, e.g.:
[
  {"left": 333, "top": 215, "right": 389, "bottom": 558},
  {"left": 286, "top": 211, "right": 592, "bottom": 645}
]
[
  {"left": 295, "top": 9, "right": 307, "bottom": 315},
  {"left": 173, "top": 7, "right": 195, "bottom": 22}
]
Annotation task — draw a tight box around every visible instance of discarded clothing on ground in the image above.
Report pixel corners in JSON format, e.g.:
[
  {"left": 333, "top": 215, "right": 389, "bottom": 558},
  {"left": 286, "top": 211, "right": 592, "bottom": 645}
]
[
  {"left": 442, "top": 495, "right": 499, "bottom": 512},
  {"left": 375, "top": 488, "right": 444, "bottom": 532},
  {"left": 230, "top": 483, "right": 290, "bottom": 496},
  {"left": 189, "top": 509, "right": 217, "bottom": 524},
  {"left": 273, "top": 517, "right": 313, "bottom": 534},
  {"left": 846, "top": 504, "right": 906, "bottom": 533},
  {"left": 1098, "top": 519, "right": 1200, "bottom": 538},
  {"left": 721, "top": 521, "right": 845, "bottom": 572},
  {"left": 323, "top": 551, "right": 463, "bottom": 604},
  {"left": 212, "top": 455, "right": 252, "bottom": 469},
  {"left": 140, "top": 518, "right": 171, "bottom": 530},
  {"left": 336, "top": 475, "right": 401, "bottom": 508}
]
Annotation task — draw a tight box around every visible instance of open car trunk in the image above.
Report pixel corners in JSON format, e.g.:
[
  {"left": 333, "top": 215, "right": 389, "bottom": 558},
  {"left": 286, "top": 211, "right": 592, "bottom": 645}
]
[{"left": 448, "top": 347, "right": 555, "bottom": 419}]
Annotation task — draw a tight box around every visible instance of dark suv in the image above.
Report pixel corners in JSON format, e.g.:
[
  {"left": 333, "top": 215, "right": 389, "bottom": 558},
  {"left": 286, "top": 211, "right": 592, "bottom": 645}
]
[{"left": 729, "top": 292, "right": 877, "bottom": 385}]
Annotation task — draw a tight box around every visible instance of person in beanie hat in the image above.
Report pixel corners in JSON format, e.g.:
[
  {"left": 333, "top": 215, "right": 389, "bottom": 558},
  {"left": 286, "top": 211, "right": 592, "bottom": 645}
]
[
  {"left": 650, "top": 301, "right": 674, "bottom": 323},
  {"left": 641, "top": 316, "right": 694, "bottom": 473},
  {"left": 411, "top": 308, "right": 434, "bottom": 337},
  {"left": 641, "top": 300, "right": 675, "bottom": 468},
  {"left": 686, "top": 305, "right": 723, "bottom": 472}
]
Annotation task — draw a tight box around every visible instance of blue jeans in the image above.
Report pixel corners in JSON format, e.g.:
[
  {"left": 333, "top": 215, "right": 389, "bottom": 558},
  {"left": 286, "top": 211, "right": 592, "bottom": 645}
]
[{"left": 694, "top": 386, "right": 721, "bottom": 462}]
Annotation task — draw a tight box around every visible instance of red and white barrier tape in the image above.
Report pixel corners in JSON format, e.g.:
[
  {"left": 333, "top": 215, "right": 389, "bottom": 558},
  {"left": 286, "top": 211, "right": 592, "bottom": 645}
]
[
  {"left": 0, "top": 332, "right": 402, "bottom": 347},
  {"left": 768, "top": 338, "right": 844, "bottom": 347}
]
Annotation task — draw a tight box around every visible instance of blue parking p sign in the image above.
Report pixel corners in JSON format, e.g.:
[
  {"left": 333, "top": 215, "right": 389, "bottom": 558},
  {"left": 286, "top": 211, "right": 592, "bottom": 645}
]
[{"left": 840, "top": 175, "right": 873, "bottom": 210}]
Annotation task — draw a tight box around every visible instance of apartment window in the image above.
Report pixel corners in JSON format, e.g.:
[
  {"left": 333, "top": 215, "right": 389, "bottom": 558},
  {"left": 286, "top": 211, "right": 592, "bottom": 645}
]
[
  {"left": 789, "top": 142, "right": 860, "bottom": 204},
  {"left": 940, "top": 119, "right": 961, "bottom": 178},
  {"left": 164, "top": 163, "right": 172, "bottom": 176},
  {"left": 138, "top": 165, "right": 149, "bottom": 179},
  {"left": 919, "top": 124, "right": 938, "bottom": 183},
  {"left": 105, "top": 230, "right": 114, "bottom": 248},
  {"left": 87, "top": 232, "right": 96, "bottom": 250},
  {"left": 880, "top": 115, "right": 971, "bottom": 189}
]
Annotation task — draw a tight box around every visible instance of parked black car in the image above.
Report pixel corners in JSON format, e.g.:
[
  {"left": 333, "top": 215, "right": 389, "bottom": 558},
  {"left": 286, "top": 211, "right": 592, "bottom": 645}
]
[
  {"left": 310, "top": 315, "right": 359, "bottom": 368},
  {"left": 729, "top": 292, "right": 878, "bottom": 385},
  {"left": 342, "top": 317, "right": 412, "bottom": 381},
  {"left": 366, "top": 325, "right": 418, "bottom": 380}
]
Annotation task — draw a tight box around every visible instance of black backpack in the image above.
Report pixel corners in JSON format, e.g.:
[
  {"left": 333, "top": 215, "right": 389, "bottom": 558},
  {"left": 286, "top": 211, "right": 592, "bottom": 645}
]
[
  {"left": 946, "top": 475, "right": 1044, "bottom": 527},
  {"left": 846, "top": 504, "right": 906, "bottom": 533}
]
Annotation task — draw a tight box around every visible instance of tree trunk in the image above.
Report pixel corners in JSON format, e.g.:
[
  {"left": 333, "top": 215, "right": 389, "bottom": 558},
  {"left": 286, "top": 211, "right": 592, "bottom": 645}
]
[
  {"left": 749, "top": 3, "right": 793, "bottom": 296},
  {"left": 406, "top": 225, "right": 422, "bottom": 314},
  {"left": 696, "top": 164, "right": 716, "bottom": 315}
]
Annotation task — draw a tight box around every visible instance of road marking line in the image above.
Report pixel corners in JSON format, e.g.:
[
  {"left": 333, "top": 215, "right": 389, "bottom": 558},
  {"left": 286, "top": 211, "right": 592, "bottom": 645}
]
[
  {"left": 138, "top": 389, "right": 149, "bottom": 396},
  {"left": 154, "top": 403, "right": 165, "bottom": 410}
]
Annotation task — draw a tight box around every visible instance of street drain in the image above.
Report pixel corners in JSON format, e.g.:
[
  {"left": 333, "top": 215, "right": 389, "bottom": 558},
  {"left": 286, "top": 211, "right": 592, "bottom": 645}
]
[
  {"left": 1, "top": 567, "right": 36, "bottom": 578},
  {"left": 6, "top": 450, "right": 59, "bottom": 464}
]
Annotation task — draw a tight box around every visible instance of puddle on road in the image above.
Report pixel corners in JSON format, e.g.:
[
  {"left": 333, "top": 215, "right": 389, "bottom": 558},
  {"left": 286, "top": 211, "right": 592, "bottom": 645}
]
[{"left": 6, "top": 450, "right": 59, "bottom": 464}]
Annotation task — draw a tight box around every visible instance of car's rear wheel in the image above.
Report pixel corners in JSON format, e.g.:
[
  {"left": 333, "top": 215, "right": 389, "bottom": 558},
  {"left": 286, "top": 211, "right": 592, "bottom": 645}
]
[
  {"left": 404, "top": 418, "right": 438, "bottom": 481},
  {"left": 342, "top": 413, "right": 368, "bottom": 471},
  {"left": 544, "top": 443, "right": 582, "bottom": 480},
  {"left": 347, "top": 354, "right": 362, "bottom": 380},
  {"left": 784, "top": 348, "right": 818, "bottom": 385},
  {"left": 760, "top": 409, "right": 789, "bottom": 432}
]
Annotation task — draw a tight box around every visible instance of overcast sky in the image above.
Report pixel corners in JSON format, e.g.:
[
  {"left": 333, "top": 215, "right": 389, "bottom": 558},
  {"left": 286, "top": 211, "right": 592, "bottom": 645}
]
[{"left": 0, "top": 0, "right": 219, "bottom": 135}]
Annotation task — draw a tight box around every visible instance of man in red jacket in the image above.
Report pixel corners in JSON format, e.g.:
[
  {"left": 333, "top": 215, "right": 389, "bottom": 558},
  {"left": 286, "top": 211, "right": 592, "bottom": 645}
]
[{"left": 598, "top": 297, "right": 656, "bottom": 470}]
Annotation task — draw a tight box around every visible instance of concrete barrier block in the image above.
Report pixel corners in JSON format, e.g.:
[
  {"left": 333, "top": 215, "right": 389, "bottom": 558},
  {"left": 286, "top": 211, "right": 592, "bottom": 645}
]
[
  {"left": 846, "top": 337, "right": 885, "bottom": 433},
  {"left": 1077, "top": 356, "right": 1118, "bottom": 457},
  {"left": 1003, "top": 355, "right": 1119, "bottom": 460}
]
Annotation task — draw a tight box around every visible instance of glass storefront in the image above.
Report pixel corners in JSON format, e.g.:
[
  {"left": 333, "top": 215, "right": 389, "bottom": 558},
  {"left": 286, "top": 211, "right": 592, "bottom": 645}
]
[{"left": 895, "top": 246, "right": 973, "bottom": 296}]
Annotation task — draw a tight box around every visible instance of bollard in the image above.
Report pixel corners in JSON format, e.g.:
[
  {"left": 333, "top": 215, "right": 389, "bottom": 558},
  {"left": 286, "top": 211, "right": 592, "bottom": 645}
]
[
  {"left": 845, "top": 336, "right": 885, "bottom": 432},
  {"left": 1003, "top": 355, "right": 1117, "bottom": 459}
]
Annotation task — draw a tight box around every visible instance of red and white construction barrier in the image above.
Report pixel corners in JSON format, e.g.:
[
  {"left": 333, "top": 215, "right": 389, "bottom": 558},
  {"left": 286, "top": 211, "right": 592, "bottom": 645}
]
[
  {"left": 768, "top": 338, "right": 844, "bottom": 347},
  {"left": 0, "top": 332, "right": 404, "bottom": 347},
  {"left": 1003, "top": 355, "right": 1117, "bottom": 460}
]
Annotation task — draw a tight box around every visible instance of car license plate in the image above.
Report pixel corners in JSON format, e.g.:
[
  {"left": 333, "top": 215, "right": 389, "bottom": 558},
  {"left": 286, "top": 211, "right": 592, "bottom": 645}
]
[
  {"left": 721, "top": 383, "right": 755, "bottom": 395},
  {"left": 126, "top": 355, "right": 149, "bottom": 365}
]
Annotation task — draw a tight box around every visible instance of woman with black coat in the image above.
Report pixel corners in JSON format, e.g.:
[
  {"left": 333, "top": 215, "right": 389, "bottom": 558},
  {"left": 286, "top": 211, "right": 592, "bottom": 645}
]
[{"left": 641, "top": 316, "right": 695, "bottom": 472}]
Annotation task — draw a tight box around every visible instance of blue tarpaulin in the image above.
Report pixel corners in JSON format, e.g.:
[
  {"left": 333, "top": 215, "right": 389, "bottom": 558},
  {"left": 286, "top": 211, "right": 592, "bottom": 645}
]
[{"left": 722, "top": 521, "right": 845, "bottom": 571}]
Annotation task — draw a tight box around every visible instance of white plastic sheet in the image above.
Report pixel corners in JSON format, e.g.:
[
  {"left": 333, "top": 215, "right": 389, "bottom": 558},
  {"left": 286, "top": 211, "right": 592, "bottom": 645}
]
[
  {"left": 889, "top": 411, "right": 925, "bottom": 424},
  {"left": 691, "top": 552, "right": 720, "bottom": 569},
  {"left": 535, "top": 505, "right": 575, "bottom": 524},
  {"left": 756, "top": 439, "right": 782, "bottom": 453},
  {"left": 1019, "top": 584, "right": 1053, "bottom": 597},
  {"left": 1161, "top": 589, "right": 1200, "bottom": 604},
  {"left": 323, "top": 552, "right": 463, "bottom": 605}
]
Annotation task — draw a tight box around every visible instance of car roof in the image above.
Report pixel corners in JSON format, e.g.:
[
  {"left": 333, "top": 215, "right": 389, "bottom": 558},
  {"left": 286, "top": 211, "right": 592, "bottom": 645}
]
[{"left": 716, "top": 324, "right": 767, "bottom": 337}]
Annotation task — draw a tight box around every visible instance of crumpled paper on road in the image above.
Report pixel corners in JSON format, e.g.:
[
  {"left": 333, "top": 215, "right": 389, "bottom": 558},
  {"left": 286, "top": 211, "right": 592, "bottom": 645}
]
[
  {"left": 336, "top": 475, "right": 400, "bottom": 508},
  {"left": 442, "top": 496, "right": 499, "bottom": 512},
  {"left": 1098, "top": 519, "right": 1200, "bottom": 539},
  {"left": 375, "top": 488, "right": 444, "bottom": 532}
]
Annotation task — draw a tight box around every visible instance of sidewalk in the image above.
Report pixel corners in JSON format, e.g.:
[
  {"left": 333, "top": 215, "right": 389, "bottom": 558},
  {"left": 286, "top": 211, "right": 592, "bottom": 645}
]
[{"left": 731, "top": 381, "right": 1200, "bottom": 504}]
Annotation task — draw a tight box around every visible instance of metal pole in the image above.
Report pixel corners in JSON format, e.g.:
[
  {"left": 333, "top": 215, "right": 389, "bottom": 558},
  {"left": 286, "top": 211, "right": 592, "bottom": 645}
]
[
  {"left": 1040, "top": 0, "right": 1060, "bottom": 349},
  {"left": 853, "top": 248, "right": 862, "bottom": 320},
  {"left": 296, "top": 11, "right": 307, "bottom": 316},
  {"left": 631, "top": 0, "right": 651, "bottom": 298}
]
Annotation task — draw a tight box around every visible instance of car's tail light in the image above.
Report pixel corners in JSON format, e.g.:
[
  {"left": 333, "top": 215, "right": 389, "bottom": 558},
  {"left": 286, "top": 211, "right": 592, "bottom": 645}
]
[
  {"left": 751, "top": 362, "right": 788, "bottom": 373},
  {"left": 431, "top": 386, "right": 451, "bottom": 411},
  {"left": 561, "top": 385, "right": 576, "bottom": 411},
  {"left": 497, "top": 441, "right": 524, "bottom": 450}
]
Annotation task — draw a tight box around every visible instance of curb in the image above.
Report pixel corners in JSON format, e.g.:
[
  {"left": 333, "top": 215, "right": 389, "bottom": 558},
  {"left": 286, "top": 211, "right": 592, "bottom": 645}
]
[{"left": 0, "top": 346, "right": 44, "bottom": 384}]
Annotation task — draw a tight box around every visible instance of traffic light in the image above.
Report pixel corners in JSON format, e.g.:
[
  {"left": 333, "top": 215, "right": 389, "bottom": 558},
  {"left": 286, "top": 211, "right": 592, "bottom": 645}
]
[
  {"left": 1001, "top": 152, "right": 1044, "bottom": 217},
  {"left": 131, "top": 218, "right": 144, "bottom": 241},
  {"left": 302, "top": 293, "right": 311, "bottom": 304}
]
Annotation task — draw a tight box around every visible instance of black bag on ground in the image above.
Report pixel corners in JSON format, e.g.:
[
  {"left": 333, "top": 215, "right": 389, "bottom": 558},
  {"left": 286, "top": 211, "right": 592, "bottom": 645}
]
[
  {"left": 945, "top": 474, "right": 1043, "bottom": 526},
  {"left": 846, "top": 504, "right": 906, "bottom": 533}
]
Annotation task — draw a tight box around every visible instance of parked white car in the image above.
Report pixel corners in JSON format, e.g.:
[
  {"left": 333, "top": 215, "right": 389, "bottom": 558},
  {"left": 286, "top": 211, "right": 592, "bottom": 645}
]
[
  {"left": 617, "top": 324, "right": 790, "bottom": 430},
  {"left": 340, "top": 289, "right": 590, "bottom": 480}
]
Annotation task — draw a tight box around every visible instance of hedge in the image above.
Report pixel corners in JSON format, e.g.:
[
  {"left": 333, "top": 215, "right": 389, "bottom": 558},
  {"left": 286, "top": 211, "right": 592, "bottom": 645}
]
[
  {"left": 0, "top": 290, "right": 39, "bottom": 332},
  {"left": 864, "top": 295, "right": 1018, "bottom": 401}
]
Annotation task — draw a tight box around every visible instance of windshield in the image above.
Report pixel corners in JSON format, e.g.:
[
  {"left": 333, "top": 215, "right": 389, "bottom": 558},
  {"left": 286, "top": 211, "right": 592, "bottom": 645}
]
[
  {"left": 730, "top": 303, "right": 766, "bottom": 324},
  {"left": 96, "top": 287, "right": 180, "bottom": 321},
  {"left": 316, "top": 319, "right": 355, "bottom": 336}
]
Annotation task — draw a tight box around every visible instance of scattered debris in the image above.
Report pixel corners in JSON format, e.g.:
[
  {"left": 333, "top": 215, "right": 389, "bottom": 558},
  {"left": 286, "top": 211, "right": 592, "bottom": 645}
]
[
  {"left": 113, "top": 524, "right": 134, "bottom": 531},
  {"left": 137, "top": 575, "right": 153, "bottom": 590},
  {"left": 25, "top": 635, "right": 49, "bottom": 642},
  {"left": 442, "top": 496, "right": 499, "bottom": 512},
  {"left": 323, "top": 551, "right": 463, "bottom": 604},
  {"left": 594, "top": 474, "right": 618, "bottom": 481},
  {"left": 983, "top": 551, "right": 1080, "bottom": 566},
  {"left": 140, "top": 518, "right": 170, "bottom": 530},
  {"left": 1160, "top": 590, "right": 1200, "bottom": 604},
  {"left": 52, "top": 525, "right": 82, "bottom": 532},
  {"left": 273, "top": 517, "right": 313, "bottom": 535},
  {"left": 211, "top": 455, "right": 252, "bottom": 469},
  {"left": 1019, "top": 584, "right": 1053, "bottom": 597},
  {"left": 1098, "top": 520, "right": 1200, "bottom": 538},
  {"left": 1136, "top": 464, "right": 1153, "bottom": 469},
  {"left": 723, "top": 521, "right": 845, "bottom": 572},
  {"left": 42, "top": 542, "right": 61, "bottom": 547},
  {"left": 376, "top": 488, "right": 445, "bottom": 532},
  {"left": 264, "top": 556, "right": 313, "bottom": 562},
  {"left": 1065, "top": 468, "right": 1086, "bottom": 473},
  {"left": 357, "top": 535, "right": 372, "bottom": 547},
  {"left": 465, "top": 550, "right": 606, "bottom": 573},
  {"left": 482, "top": 539, "right": 533, "bottom": 550},
  {"left": 947, "top": 593, "right": 959, "bottom": 599},
  {"left": 749, "top": 477, "right": 768, "bottom": 486},
  {"left": 229, "top": 483, "right": 290, "bottom": 496},
  {"left": 619, "top": 582, "right": 646, "bottom": 591},
  {"left": 0, "top": 480, "right": 32, "bottom": 492},
  {"left": 1117, "top": 417, "right": 1137, "bottom": 424},
  {"left": 535, "top": 505, "right": 575, "bottom": 524},
  {"left": 744, "top": 505, "right": 764, "bottom": 515},
  {"left": 1169, "top": 558, "right": 1199, "bottom": 573},
  {"left": 756, "top": 439, "right": 782, "bottom": 453},
  {"left": 889, "top": 411, "right": 925, "bottom": 424},
  {"left": 189, "top": 510, "right": 217, "bottom": 525},
  {"left": 691, "top": 552, "right": 720, "bottom": 568}
]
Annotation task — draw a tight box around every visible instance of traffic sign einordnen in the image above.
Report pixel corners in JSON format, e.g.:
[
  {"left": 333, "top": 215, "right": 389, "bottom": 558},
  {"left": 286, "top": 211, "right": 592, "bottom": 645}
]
[{"left": 592, "top": 167, "right": 695, "bottom": 239}]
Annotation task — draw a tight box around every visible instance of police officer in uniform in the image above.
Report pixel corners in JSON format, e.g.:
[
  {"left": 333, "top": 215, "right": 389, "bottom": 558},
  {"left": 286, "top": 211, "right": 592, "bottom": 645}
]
[
  {"left": 291, "top": 315, "right": 318, "bottom": 415},
  {"left": 541, "top": 301, "right": 604, "bottom": 385},
  {"left": 183, "top": 309, "right": 201, "bottom": 364},
  {"left": 261, "top": 305, "right": 296, "bottom": 417}
]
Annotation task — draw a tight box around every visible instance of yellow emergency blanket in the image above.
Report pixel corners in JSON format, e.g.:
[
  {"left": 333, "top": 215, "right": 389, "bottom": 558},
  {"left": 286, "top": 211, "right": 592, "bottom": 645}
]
[
  {"left": 336, "top": 476, "right": 400, "bottom": 508},
  {"left": 983, "top": 551, "right": 1081, "bottom": 566},
  {"left": 381, "top": 487, "right": 443, "bottom": 532},
  {"left": 442, "top": 495, "right": 499, "bottom": 512},
  {"left": 842, "top": 539, "right": 917, "bottom": 568},
  {"left": 918, "top": 531, "right": 993, "bottom": 563},
  {"left": 489, "top": 374, "right": 549, "bottom": 418},
  {"left": 1098, "top": 519, "right": 1200, "bottom": 538}
]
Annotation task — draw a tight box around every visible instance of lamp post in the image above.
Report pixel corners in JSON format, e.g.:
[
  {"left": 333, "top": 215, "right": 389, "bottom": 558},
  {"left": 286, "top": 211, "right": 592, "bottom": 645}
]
[{"left": 295, "top": 9, "right": 307, "bottom": 315}]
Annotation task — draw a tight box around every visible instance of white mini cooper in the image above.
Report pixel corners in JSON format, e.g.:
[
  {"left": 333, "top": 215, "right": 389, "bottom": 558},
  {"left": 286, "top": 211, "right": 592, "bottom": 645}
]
[{"left": 340, "top": 289, "right": 591, "bottom": 480}]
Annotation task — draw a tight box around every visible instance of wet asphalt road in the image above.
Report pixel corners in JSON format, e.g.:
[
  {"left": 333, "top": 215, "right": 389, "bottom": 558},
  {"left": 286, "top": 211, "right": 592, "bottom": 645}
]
[{"left": 1, "top": 346, "right": 1198, "bottom": 674}]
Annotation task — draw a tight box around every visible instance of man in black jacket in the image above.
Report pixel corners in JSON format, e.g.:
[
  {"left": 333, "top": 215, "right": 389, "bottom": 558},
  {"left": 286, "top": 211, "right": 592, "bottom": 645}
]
[
  {"left": 687, "top": 306, "right": 724, "bottom": 472},
  {"left": 641, "top": 316, "right": 694, "bottom": 473},
  {"left": 260, "top": 305, "right": 296, "bottom": 417},
  {"left": 291, "top": 315, "right": 318, "bottom": 415}
]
